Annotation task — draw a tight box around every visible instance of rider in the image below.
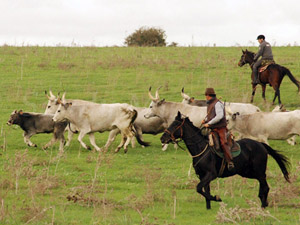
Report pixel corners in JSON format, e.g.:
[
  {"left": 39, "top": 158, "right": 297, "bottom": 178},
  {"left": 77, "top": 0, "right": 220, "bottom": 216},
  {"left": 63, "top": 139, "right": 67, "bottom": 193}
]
[
  {"left": 253, "top": 34, "right": 274, "bottom": 85},
  {"left": 201, "top": 88, "right": 234, "bottom": 171}
]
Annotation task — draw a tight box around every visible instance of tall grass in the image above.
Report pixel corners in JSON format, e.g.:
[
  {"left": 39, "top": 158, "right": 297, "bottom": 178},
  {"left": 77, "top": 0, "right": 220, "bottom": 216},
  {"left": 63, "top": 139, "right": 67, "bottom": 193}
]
[{"left": 0, "top": 46, "right": 299, "bottom": 224}]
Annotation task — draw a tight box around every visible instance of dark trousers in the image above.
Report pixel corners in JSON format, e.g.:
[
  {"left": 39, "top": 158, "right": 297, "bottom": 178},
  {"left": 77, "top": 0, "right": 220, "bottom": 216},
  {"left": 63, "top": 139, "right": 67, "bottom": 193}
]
[
  {"left": 253, "top": 59, "right": 262, "bottom": 81},
  {"left": 213, "top": 127, "right": 232, "bottom": 163}
]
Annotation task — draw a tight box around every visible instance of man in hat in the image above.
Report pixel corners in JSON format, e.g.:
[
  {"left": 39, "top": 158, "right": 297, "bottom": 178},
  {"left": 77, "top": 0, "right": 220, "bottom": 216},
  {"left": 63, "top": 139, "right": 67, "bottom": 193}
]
[
  {"left": 201, "top": 88, "right": 234, "bottom": 171},
  {"left": 253, "top": 35, "right": 274, "bottom": 85}
]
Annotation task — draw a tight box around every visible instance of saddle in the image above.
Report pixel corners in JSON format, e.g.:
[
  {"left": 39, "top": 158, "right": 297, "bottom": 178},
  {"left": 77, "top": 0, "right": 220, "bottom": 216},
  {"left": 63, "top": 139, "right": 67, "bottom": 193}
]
[
  {"left": 258, "top": 60, "right": 275, "bottom": 73},
  {"left": 209, "top": 131, "right": 241, "bottom": 158}
]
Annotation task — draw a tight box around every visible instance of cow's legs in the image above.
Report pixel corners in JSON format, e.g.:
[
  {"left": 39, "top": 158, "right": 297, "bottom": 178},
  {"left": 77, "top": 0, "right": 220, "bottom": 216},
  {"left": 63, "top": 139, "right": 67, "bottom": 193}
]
[
  {"left": 88, "top": 133, "right": 101, "bottom": 152},
  {"left": 115, "top": 134, "right": 127, "bottom": 153},
  {"left": 23, "top": 132, "right": 36, "bottom": 147},
  {"left": 43, "top": 137, "right": 57, "bottom": 150},
  {"left": 65, "top": 123, "right": 77, "bottom": 146},
  {"left": 287, "top": 135, "right": 296, "bottom": 145},
  {"left": 103, "top": 129, "right": 120, "bottom": 151},
  {"left": 78, "top": 131, "right": 91, "bottom": 150}
]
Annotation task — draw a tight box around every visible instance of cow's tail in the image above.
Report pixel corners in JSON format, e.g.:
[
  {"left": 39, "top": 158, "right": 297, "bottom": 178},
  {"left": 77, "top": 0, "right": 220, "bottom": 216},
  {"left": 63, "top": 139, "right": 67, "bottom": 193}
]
[
  {"left": 281, "top": 66, "right": 300, "bottom": 93},
  {"left": 261, "top": 143, "right": 291, "bottom": 183},
  {"left": 124, "top": 108, "right": 150, "bottom": 147}
]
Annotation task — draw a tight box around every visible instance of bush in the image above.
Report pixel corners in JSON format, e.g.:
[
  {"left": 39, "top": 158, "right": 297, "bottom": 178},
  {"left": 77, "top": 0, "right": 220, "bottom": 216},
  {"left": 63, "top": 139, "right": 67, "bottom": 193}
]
[{"left": 125, "top": 27, "right": 167, "bottom": 47}]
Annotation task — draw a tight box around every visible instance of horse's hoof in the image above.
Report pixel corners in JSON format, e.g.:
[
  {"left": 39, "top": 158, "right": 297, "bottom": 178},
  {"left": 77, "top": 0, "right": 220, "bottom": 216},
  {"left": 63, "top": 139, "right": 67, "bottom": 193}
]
[
  {"left": 215, "top": 195, "right": 222, "bottom": 202},
  {"left": 86, "top": 146, "right": 91, "bottom": 150},
  {"left": 114, "top": 148, "right": 120, "bottom": 153},
  {"left": 124, "top": 148, "right": 128, "bottom": 153}
]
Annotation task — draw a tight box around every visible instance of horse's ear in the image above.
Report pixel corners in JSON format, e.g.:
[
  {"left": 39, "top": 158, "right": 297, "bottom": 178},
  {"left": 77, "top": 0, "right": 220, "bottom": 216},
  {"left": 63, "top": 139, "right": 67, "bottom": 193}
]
[
  {"left": 245, "top": 49, "right": 248, "bottom": 52},
  {"left": 242, "top": 50, "right": 245, "bottom": 54},
  {"left": 176, "top": 111, "right": 181, "bottom": 119}
]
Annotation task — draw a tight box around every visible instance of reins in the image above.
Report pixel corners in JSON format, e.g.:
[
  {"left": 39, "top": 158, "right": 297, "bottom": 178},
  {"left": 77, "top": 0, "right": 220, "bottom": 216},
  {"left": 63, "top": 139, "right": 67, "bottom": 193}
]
[{"left": 164, "top": 119, "right": 210, "bottom": 159}]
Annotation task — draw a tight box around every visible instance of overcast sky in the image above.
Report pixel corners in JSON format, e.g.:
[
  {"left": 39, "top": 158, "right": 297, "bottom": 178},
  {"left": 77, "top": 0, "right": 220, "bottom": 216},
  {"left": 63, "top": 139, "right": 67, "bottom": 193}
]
[{"left": 1, "top": 0, "right": 300, "bottom": 47}]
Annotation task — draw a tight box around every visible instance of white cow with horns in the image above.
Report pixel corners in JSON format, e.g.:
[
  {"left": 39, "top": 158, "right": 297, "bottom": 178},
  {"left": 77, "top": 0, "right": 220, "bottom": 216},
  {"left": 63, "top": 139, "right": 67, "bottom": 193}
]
[
  {"left": 52, "top": 98, "right": 138, "bottom": 153},
  {"left": 227, "top": 110, "right": 300, "bottom": 145}
]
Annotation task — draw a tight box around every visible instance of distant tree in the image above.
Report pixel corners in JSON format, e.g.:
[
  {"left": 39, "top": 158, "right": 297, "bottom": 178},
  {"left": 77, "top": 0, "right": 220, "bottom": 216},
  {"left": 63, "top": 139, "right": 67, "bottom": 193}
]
[
  {"left": 168, "top": 42, "right": 178, "bottom": 47},
  {"left": 125, "top": 27, "right": 167, "bottom": 47}
]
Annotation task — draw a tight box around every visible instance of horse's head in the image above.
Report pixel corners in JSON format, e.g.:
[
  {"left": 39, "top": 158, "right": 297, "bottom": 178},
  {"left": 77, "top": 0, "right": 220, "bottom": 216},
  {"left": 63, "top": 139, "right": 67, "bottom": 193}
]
[
  {"left": 238, "top": 49, "right": 255, "bottom": 67},
  {"left": 160, "top": 111, "right": 186, "bottom": 146}
]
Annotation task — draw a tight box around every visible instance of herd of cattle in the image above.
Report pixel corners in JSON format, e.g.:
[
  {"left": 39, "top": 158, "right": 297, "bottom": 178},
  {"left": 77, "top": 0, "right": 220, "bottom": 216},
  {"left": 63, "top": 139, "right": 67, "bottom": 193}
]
[{"left": 7, "top": 87, "right": 300, "bottom": 153}]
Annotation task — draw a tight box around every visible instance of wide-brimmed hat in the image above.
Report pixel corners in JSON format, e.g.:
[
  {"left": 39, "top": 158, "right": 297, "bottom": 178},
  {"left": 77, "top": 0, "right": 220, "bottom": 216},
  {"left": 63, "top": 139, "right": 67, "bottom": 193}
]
[{"left": 204, "top": 88, "right": 216, "bottom": 96}]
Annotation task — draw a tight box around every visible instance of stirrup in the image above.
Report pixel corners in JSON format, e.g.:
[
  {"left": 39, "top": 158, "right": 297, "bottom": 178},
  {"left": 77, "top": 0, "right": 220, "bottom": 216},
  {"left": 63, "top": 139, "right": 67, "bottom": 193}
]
[{"left": 227, "top": 162, "right": 235, "bottom": 171}]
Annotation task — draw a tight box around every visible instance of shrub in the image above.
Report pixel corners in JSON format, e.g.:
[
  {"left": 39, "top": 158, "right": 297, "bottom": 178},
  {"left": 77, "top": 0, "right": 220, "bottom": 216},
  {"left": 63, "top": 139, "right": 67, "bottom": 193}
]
[{"left": 125, "top": 27, "right": 167, "bottom": 47}]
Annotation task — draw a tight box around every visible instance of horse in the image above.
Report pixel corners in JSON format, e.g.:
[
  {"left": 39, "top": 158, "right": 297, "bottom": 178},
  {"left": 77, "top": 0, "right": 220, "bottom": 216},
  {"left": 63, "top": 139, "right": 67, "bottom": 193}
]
[
  {"left": 238, "top": 49, "right": 300, "bottom": 105},
  {"left": 160, "top": 111, "right": 290, "bottom": 210}
]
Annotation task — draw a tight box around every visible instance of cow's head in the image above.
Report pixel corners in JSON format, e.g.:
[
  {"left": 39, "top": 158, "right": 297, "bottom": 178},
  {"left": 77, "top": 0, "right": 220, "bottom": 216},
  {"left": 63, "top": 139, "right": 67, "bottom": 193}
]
[
  {"left": 181, "top": 87, "right": 191, "bottom": 105},
  {"left": 7, "top": 110, "right": 23, "bottom": 125},
  {"left": 144, "top": 87, "right": 165, "bottom": 119},
  {"left": 226, "top": 112, "right": 240, "bottom": 130},
  {"left": 52, "top": 100, "right": 72, "bottom": 122},
  {"left": 44, "top": 90, "right": 60, "bottom": 114}
]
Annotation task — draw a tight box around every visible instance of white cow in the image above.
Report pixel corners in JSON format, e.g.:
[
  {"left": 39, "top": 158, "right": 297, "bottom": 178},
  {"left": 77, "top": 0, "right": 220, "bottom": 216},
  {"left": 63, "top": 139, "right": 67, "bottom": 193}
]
[
  {"left": 181, "top": 88, "right": 261, "bottom": 115},
  {"left": 227, "top": 110, "right": 300, "bottom": 145},
  {"left": 53, "top": 100, "right": 137, "bottom": 153},
  {"left": 45, "top": 91, "right": 155, "bottom": 148},
  {"left": 45, "top": 91, "right": 99, "bottom": 146}
]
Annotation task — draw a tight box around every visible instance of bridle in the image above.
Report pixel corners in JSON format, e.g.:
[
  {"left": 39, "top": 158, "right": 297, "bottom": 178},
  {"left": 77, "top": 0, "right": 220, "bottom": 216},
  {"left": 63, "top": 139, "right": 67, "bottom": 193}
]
[
  {"left": 163, "top": 118, "right": 209, "bottom": 159},
  {"left": 164, "top": 118, "right": 185, "bottom": 143}
]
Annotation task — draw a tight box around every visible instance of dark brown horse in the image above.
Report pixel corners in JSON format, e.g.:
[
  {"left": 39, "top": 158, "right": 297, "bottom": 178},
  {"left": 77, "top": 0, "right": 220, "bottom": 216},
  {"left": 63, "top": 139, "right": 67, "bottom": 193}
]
[{"left": 238, "top": 49, "right": 300, "bottom": 105}]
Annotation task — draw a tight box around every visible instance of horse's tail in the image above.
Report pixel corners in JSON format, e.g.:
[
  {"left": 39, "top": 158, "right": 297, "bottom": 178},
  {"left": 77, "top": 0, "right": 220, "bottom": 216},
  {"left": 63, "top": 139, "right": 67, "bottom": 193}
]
[
  {"left": 281, "top": 66, "right": 300, "bottom": 93},
  {"left": 262, "top": 143, "right": 290, "bottom": 183}
]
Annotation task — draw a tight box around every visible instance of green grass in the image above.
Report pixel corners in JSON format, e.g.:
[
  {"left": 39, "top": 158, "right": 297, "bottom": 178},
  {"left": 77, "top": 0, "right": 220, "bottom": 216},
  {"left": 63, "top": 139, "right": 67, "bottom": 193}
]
[{"left": 0, "top": 46, "right": 300, "bottom": 224}]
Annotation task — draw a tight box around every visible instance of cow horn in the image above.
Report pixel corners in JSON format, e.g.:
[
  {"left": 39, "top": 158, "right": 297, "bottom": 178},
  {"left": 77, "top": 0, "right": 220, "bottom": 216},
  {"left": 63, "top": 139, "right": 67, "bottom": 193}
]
[
  {"left": 148, "top": 86, "right": 158, "bottom": 101},
  {"left": 61, "top": 92, "right": 66, "bottom": 102},
  {"left": 155, "top": 86, "right": 162, "bottom": 99},
  {"left": 49, "top": 90, "right": 55, "bottom": 99},
  {"left": 45, "top": 90, "right": 51, "bottom": 100},
  {"left": 181, "top": 87, "right": 190, "bottom": 100}
]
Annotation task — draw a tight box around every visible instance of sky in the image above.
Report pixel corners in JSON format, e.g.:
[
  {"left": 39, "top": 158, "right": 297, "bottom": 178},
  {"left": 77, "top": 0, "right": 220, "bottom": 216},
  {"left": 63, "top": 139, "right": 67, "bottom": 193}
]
[{"left": 1, "top": 0, "right": 300, "bottom": 47}]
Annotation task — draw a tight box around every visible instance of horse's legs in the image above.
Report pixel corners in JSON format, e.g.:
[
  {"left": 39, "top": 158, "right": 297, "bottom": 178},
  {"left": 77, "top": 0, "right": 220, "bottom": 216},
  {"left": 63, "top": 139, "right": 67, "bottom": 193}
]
[
  {"left": 257, "top": 177, "right": 270, "bottom": 208},
  {"left": 261, "top": 85, "right": 266, "bottom": 102},
  {"left": 272, "top": 88, "right": 281, "bottom": 105},
  {"left": 196, "top": 173, "right": 218, "bottom": 209},
  {"left": 203, "top": 184, "right": 222, "bottom": 209},
  {"left": 251, "top": 85, "right": 257, "bottom": 103}
]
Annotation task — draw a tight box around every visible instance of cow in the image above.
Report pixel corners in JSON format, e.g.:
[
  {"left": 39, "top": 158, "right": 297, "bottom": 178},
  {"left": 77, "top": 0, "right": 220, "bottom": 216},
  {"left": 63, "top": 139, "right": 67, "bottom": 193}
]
[
  {"left": 181, "top": 88, "right": 207, "bottom": 106},
  {"left": 52, "top": 100, "right": 138, "bottom": 153},
  {"left": 272, "top": 105, "right": 297, "bottom": 145},
  {"left": 227, "top": 110, "right": 300, "bottom": 145},
  {"left": 145, "top": 87, "right": 208, "bottom": 128},
  {"left": 45, "top": 91, "right": 98, "bottom": 147},
  {"left": 45, "top": 91, "right": 150, "bottom": 149},
  {"left": 7, "top": 110, "right": 67, "bottom": 152},
  {"left": 181, "top": 88, "right": 261, "bottom": 115}
]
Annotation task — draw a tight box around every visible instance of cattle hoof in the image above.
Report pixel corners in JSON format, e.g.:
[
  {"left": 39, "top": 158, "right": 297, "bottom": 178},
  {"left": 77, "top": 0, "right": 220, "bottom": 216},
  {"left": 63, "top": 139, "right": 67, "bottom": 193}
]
[
  {"left": 114, "top": 148, "right": 120, "bottom": 153},
  {"left": 86, "top": 146, "right": 91, "bottom": 150},
  {"left": 124, "top": 148, "right": 128, "bottom": 153}
]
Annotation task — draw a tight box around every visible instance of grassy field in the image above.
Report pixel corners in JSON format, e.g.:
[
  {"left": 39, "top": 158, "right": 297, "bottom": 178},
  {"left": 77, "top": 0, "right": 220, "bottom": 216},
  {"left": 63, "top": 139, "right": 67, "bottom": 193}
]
[{"left": 0, "top": 46, "right": 300, "bottom": 224}]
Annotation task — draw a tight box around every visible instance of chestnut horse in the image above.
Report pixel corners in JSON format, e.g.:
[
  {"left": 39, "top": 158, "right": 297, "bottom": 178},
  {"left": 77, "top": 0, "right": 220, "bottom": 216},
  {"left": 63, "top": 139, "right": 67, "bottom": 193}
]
[{"left": 238, "top": 49, "right": 300, "bottom": 105}]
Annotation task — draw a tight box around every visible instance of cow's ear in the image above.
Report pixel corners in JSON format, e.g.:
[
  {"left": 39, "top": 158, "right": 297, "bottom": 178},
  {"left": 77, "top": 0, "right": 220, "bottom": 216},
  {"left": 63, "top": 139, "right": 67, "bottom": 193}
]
[
  {"left": 242, "top": 49, "right": 245, "bottom": 54},
  {"left": 19, "top": 110, "right": 23, "bottom": 115},
  {"left": 190, "top": 97, "right": 195, "bottom": 103},
  {"left": 158, "top": 99, "right": 165, "bottom": 106},
  {"left": 232, "top": 113, "right": 236, "bottom": 120}
]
